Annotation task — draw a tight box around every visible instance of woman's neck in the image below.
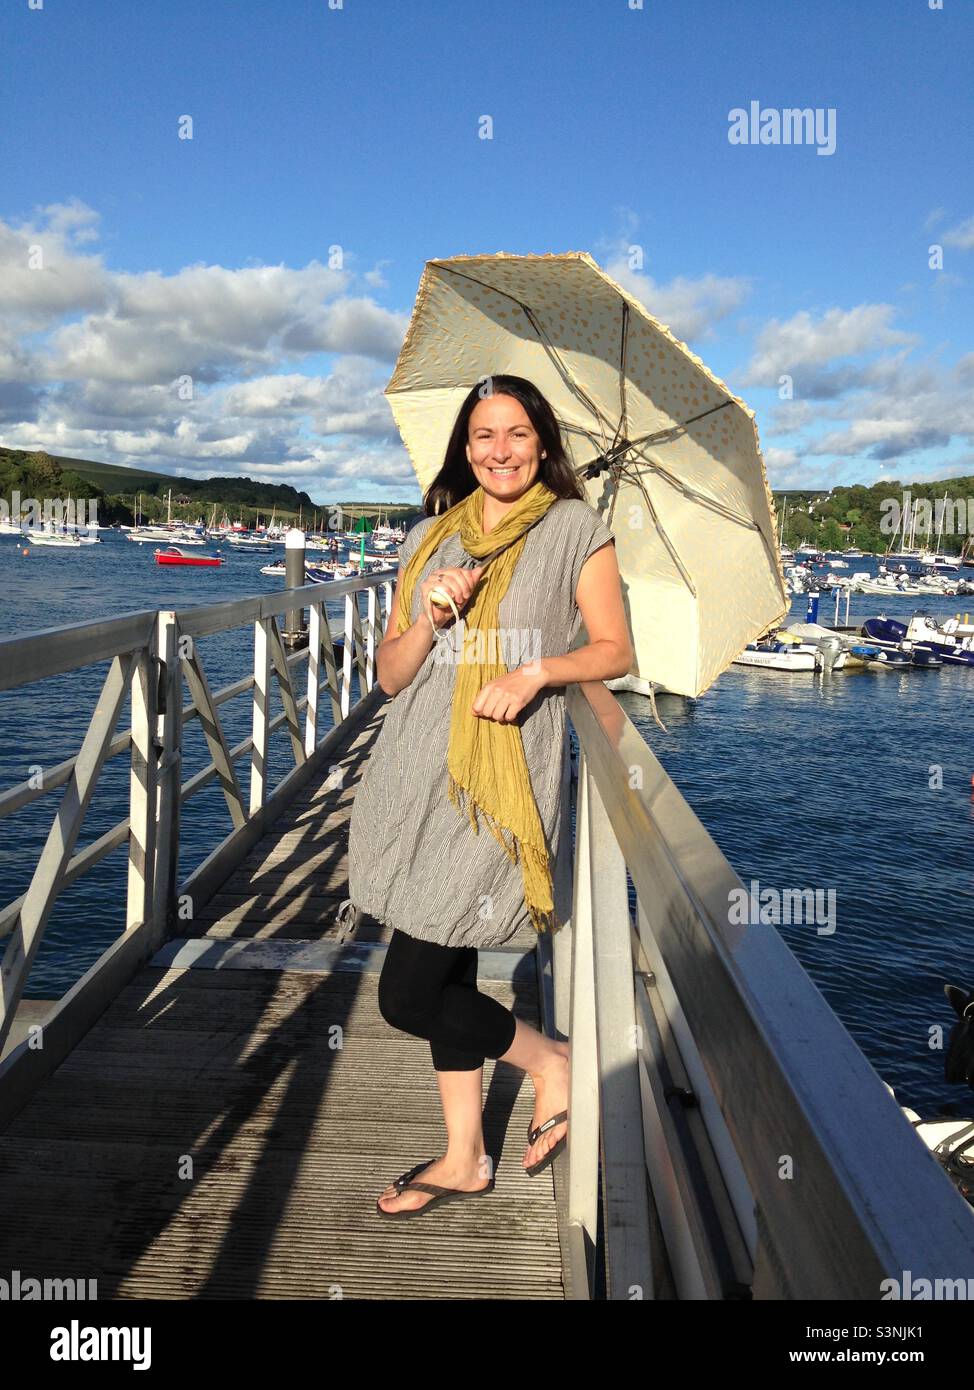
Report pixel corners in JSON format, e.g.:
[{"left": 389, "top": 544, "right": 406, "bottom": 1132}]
[{"left": 480, "top": 494, "right": 518, "bottom": 535}]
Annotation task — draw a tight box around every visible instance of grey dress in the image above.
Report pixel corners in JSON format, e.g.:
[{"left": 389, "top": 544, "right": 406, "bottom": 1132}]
[{"left": 347, "top": 497, "right": 617, "bottom": 949}]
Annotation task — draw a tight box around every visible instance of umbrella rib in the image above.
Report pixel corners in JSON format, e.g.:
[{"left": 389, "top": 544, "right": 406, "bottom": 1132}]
[
  {"left": 619, "top": 448, "right": 785, "bottom": 593},
  {"left": 432, "top": 263, "right": 618, "bottom": 453},
  {"left": 624, "top": 400, "right": 734, "bottom": 453},
  {"left": 625, "top": 475, "right": 698, "bottom": 598},
  {"left": 604, "top": 300, "right": 630, "bottom": 460},
  {"left": 624, "top": 449, "right": 762, "bottom": 531},
  {"left": 573, "top": 400, "right": 735, "bottom": 477},
  {"left": 518, "top": 302, "right": 615, "bottom": 451}
]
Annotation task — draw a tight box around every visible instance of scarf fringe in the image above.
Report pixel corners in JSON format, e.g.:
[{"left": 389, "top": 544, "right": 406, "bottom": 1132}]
[{"left": 448, "top": 773, "right": 559, "bottom": 934}]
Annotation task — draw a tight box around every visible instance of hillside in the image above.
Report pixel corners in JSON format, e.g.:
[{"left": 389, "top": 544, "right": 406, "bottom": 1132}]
[
  {"left": 0, "top": 447, "right": 421, "bottom": 528},
  {"left": 772, "top": 478, "right": 974, "bottom": 554}
]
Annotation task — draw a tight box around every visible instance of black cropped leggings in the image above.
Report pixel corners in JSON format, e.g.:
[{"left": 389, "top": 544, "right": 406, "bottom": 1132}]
[{"left": 377, "top": 928, "right": 519, "bottom": 1072}]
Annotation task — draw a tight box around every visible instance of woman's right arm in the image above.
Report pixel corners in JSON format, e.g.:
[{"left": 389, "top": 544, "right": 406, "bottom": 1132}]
[{"left": 376, "top": 564, "right": 482, "bottom": 697}]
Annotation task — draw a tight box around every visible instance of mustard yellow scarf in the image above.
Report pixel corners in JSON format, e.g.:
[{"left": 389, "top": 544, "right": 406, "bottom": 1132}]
[{"left": 396, "top": 480, "right": 561, "bottom": 933}]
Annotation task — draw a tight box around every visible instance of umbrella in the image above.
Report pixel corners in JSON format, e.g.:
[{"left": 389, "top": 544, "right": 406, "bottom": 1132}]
[{"left": 385, "top": 250, "right": 788, "bottom": 698}]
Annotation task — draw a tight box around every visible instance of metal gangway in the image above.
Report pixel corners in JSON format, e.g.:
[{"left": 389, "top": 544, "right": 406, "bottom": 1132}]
[{"left": 1, "top": 563, "right": 972, "bottom": 1300}]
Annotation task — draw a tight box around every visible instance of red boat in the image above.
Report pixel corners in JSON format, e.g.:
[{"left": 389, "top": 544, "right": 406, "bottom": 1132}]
[{"left": 154, "top": 546, "right": 223, "bottom": 567}]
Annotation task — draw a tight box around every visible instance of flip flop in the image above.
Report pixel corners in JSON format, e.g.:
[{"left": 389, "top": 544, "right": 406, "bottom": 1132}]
[
  {"left": 375, "top": 1158, "right": 496, "bottom": 1219},
  {"left": 525, "top": 1111, "right": 568, "bottom": 1177}
]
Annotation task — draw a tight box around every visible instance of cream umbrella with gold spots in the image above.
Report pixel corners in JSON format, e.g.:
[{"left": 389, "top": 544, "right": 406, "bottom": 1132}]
[{"left": 385, "top": 250, "right": 788, "bottom": 699}]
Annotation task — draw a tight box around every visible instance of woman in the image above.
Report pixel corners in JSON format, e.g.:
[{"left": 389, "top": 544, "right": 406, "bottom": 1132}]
[{"left": 347, "top": 374, "right": 632, "bottom": 1218}]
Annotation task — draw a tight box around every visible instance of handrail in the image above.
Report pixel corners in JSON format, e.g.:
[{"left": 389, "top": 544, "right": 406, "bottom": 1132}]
[
  {"left": 0, "top": 642, "right": 310, "bottom": 822},
  {"left": 559, "top": 677, "right": 974, "bottom": 1299},
  {"left": 0, "top": 568, "right": 395, "bottom": 1083}
]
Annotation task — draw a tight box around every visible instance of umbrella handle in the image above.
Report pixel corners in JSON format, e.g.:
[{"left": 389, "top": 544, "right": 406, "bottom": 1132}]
[{"left": 426, "top": 585, "right": 461, "bottom": 632}]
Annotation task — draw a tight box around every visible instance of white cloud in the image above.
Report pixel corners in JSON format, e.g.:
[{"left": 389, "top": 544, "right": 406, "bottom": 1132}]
[
  {"left": 744, "top": 305, "right": 917, "bottom": 384},
  {"left": 593, "top": 221, "right": 751, "bottom": 341},
  {"left": 942, "top": 216, "right": 974, "bottom": 251},
  {"left": 0, "top": 201, "right": 416, "bottom": 497},
  {"left": 607, "top": 262, "right": 751, "bottom": 342}
]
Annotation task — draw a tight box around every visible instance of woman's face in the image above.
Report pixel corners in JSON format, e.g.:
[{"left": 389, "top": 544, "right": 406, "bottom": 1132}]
[{"left": 465, "top": 393, "right": 543, "bottom": 503}]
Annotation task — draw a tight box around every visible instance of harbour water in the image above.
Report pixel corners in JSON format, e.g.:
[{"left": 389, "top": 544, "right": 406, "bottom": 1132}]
[{"left": 2, "top": 532, "right": 972, "bottom": 1121}]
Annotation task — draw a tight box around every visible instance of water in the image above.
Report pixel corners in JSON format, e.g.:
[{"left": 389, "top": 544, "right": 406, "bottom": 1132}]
[
  {"left": 2, "top": 533, "right": 972, "bottom": 1118},
  {"left": 0, "top": 530, "right": 382, "bottom": 1002},
  {"left": 620, "top": 581, "right": 974, "bottom": 1118}
]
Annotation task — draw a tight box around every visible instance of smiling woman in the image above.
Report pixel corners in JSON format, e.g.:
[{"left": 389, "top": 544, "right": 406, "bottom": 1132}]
[{"left": 342, "top": 375, "right": 631, "bottom": 1217}]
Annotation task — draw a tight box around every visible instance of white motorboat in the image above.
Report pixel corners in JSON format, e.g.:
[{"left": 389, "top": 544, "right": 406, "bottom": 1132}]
[
  {"left": 735, "top": 625, "right": 848, "bottom": 672},
  {"left": 225, "top": 533, "right": 274, "bottom": 551},
  {"left": 27, "top": 530, "right": 84, "bottom": 548}
]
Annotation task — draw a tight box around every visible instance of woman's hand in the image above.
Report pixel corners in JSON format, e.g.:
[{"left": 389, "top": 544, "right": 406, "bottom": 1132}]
[
  {"left": 419, "top": 565, "right": 485, "bottom": 630},
  {"left": 472, "top": 663, "right": 548, "bottom": 723}
]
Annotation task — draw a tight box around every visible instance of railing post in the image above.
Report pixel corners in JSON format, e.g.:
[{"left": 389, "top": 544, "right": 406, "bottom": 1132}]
[
  {"left": 283, "top": 527, "right": 308, "bottom": 650},
  {"left": 364, "top": 586, "right": 377, "bottom": 695},
  {"left": 565, "top": 746, "right": 600, "bottom": 1297},
  {"left": 251, "top": 616, "right": 272, "bottom": 813},
  {"left": 151, "top": 612, "right": 181, "bottom": 935},
  {"left": 126, "top": 642, "right": 158, "bottom": 929},
  {"left": 586, "top": 759, "right": 655, "bottom": 1301},
  {"left": 341, "top": 593, "right": 356, "bottom": 720}
]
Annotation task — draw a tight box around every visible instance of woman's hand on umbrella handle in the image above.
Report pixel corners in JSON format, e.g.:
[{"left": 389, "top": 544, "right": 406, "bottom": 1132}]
[{"left": 420, "top": 566, "right": 484, "bottom": 632}]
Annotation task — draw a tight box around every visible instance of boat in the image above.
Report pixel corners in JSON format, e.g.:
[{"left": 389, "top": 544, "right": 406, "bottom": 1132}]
[
  {"left": 154, "top": 546, "right": 224, "bottom": 568},
  {"left": 733, "top": 635, "right": 822, "bottom": 671},
  {"left": 887, "top": 982, "right": 974, "bottom": 1210},
  {"left": 225, "top": 534, "right": 274, "bottom": 552},
  {"left": 26, "top": 530, "right": 84, "bottom": 548},
  {"left": 370, "top": 510, "right": 407, "bottom": 549},
  {"left": 259, "top": 561, "right": 337, "bottom": 584},
  {"left": 25, "top": 519, "right": 102, "bottom": 546},
  {"left": 861, "top": 612, "right": 974, "bottom": 667}
]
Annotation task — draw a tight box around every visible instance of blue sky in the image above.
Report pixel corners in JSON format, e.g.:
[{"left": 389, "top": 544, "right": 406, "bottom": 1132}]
[{"left": 1, "top": 0, "right": 972, "bottom": 501}]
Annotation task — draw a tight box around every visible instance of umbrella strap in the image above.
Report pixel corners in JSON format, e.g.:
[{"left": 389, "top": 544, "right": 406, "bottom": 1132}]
[{"left": 648, "top": 683, "right": 668, "bottom": 733}]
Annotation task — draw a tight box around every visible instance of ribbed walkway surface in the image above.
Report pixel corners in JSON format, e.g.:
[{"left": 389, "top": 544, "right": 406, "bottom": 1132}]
[{"left": 0, "top": 703, "right": 565, "bottom": 1299}]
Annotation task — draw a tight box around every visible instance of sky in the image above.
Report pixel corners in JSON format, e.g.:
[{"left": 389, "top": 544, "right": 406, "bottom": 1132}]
[{"left": 1, "top": 0, "right": 972, "bottom": 503}]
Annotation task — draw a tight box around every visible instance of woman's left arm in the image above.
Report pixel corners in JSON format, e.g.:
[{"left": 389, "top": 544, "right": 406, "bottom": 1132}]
[
  {"left": 537, "top": 540, "right": 633, "bottom": 687},
  {"left": 470, "top": 541, "right": 632, "bottom": 721}
]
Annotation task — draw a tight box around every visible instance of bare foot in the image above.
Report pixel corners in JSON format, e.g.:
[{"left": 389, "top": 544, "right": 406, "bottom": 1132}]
[
  {"left": 524, "top": 1042, "right": 570, "bottom": 1170},
  {"left": 376, "top": 1154, "right": 492, "bottom": 1214}
]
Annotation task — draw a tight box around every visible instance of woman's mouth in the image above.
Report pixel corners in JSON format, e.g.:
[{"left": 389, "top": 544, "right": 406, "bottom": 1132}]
[{"left": 489, "top": 465, "right": 520, "bottom": 477}]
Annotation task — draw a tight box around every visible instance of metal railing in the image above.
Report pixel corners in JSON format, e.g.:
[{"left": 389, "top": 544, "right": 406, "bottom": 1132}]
[
  {"left": 546, "top": 676, "right": 974, "bottom": 1300},
  {"left": 0, "top": 566, "right": 395, "bottom": 1122},
  {"left": 4, "top": 563, "right": 972, "bottom": 1300}
]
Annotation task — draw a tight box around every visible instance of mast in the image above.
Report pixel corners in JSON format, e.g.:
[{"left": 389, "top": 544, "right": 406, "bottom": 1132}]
[{"left": 934, "top": 488, "right": 947, "bottom": 556}]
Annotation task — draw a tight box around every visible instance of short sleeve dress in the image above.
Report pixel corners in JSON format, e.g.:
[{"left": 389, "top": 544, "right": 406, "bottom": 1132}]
[{"left": 347, "top": 497, "right": 617, "bottom": 949}]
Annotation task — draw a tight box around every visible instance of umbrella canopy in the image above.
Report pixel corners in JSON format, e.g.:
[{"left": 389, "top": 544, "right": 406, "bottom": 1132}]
[{"left": 385, "top": 251, "right": 788, "bottom": 698}]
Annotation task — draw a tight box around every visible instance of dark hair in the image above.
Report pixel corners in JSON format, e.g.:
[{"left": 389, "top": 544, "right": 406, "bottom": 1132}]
[{"left": 422, "top": 375, "right": 584, "bottom": 516}]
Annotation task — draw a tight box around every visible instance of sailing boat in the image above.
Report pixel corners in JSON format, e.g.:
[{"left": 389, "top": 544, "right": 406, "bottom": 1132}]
[
  {"left": 370, "top": 508, "right": 406, "bottom": 550},
  {"left": 126, "top": 489, "right": 172, "bottom": 543}
]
